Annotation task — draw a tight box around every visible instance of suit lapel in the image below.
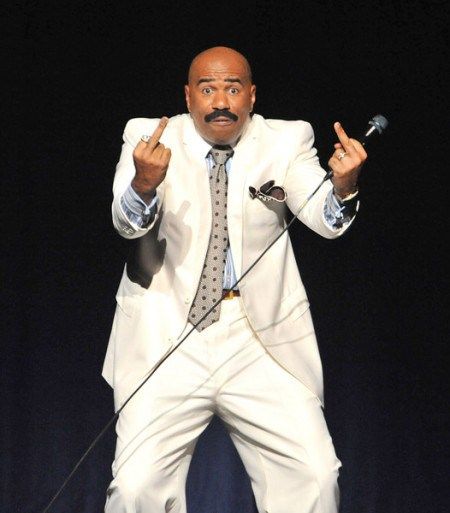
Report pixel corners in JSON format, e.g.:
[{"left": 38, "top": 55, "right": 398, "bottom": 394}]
[
  {"left": 227, "top": 116, "right": 260, "bottom": 279},
  {"left": 180, "top": 114, "right": 212, "bottom": 233}
]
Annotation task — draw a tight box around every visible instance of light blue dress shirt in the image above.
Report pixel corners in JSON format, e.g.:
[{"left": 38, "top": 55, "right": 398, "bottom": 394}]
[{"left": 120, "top": 153, "right": 356, "bottom": 290}]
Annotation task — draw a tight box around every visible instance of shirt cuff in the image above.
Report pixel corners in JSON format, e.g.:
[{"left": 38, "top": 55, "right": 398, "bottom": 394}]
[
  {"left": 120, "top": 184, "right": 159, "bottom": 228},
  {"left": 323, "top": 189, "right": 359, "bottom": 229}
]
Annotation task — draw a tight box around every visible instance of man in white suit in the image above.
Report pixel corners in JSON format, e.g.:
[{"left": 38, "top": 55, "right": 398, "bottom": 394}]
[{"left": 103, "top": 46, "right": 366, "bottom": 513}]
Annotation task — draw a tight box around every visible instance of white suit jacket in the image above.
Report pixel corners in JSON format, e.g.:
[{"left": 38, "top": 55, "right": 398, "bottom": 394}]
[{"left": 103, "top": 113, "right": 353, "bottom": 408}]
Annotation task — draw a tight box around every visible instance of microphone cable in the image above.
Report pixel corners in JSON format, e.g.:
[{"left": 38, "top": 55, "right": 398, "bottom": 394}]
[{"left": 40, "top": 167, "right": 333, "bottom": 513}]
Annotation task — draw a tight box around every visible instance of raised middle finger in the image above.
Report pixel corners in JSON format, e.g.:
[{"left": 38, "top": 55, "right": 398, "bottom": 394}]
[
  {"left": 334, "top": 122, "right": 357, "bottom": 156},
  {"left": 147, "top": 117, "right": 169, "bottom": 151}
]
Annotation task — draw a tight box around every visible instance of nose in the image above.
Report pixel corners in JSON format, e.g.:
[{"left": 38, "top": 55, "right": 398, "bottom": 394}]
[{"left": 212, "top": 90, "right": 230, "bottom": 110}]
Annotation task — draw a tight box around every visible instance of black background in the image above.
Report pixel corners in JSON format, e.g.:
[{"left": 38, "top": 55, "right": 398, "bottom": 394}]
[{"left": 2, "top": 1, "right": 448, "bottom": 512}]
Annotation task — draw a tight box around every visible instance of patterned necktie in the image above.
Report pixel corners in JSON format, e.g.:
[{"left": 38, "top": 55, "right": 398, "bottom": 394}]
[{"left": 189, "top": 145, "right": 233, "bottom": 331}]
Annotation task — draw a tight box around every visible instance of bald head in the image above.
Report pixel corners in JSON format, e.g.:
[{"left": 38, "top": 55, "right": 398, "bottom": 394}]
[
  {"left": 184, "top": 46, "right": 256, "bottom": 145},
  {"left": 188, "top": 46, "right": 253, "bottom": 84}
]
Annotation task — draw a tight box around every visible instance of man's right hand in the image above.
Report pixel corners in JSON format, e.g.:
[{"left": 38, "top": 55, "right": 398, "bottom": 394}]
[{"left": 131, "top": 117, "right": 171, "bottom": 203}]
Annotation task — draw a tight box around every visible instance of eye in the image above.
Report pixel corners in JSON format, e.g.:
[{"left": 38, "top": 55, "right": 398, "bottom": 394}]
[
  {"left": 202, "top": 87, "right": 213, "bottom": 95},
  {"left": 229, "top": 87, "right": 240, "bottom": 95}
]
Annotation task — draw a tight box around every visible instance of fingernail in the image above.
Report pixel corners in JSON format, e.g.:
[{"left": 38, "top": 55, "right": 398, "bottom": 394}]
[{"left": 336, "top": 122, "right": 341, "bottom": 128}]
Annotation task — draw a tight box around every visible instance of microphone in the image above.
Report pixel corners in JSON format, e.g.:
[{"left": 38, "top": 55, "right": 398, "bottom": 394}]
[{"left": 359, "top": 114, "right": 389, "bottom": 146}]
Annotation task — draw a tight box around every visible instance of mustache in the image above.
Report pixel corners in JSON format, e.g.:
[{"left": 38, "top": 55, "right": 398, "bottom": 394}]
[{"left": 204, "top": 109, "right": 238, "bottom": 123}]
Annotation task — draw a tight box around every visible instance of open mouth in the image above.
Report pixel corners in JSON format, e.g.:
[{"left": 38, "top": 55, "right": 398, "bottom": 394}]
[{"left": 210, "top": 117, "right": 234, "bottom": 125}]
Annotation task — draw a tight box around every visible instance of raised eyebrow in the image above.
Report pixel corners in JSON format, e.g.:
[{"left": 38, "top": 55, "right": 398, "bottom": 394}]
[
  {"left": 197, "top": 78, "right": 215, "bottom": 85},
  {"left": 197, "top": 77, "right": 244, "bottom": 85}
]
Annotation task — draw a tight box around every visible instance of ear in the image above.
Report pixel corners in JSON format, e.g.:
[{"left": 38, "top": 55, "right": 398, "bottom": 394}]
[
  {"left": 250, "top": 84, "right": 256, "bottom": 113},
  {"left": 184, "top": 85, "right": 191, "bottom": 112}
]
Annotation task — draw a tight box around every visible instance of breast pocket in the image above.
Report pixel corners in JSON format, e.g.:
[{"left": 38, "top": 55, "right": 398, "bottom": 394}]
[{"left": 246, "top": 197, "right": 286, "bottom": 232}]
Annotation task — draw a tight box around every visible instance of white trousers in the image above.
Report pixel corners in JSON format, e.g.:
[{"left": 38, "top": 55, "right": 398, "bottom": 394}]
[{"left": 105, "top": 298, "right": 341, "bottom": 513}]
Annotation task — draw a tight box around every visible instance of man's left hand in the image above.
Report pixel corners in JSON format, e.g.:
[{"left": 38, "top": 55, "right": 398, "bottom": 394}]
[{"left": 328, "top": 122, "right": 367, "bottom": 199}]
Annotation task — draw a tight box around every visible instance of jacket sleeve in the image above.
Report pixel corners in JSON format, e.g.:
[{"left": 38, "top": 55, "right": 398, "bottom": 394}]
[{"left": 283, "top": 121, "right": 357, "bottom": 239}]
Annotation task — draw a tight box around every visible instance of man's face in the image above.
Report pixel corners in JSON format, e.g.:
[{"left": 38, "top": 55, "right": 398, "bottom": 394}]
[{"left": 185, "top": 50, "right": 256, "bottom": 145}]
